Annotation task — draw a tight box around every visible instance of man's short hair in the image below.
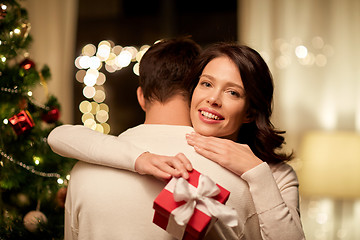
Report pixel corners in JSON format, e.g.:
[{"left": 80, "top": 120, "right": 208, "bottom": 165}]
[{"left": 139, "top": 37, "right": 201, "bottom": 103}]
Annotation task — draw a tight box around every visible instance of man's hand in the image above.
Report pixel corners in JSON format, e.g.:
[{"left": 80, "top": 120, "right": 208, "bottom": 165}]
[{"left": 135, "top": 152, "right": 193, "bottom": 180}]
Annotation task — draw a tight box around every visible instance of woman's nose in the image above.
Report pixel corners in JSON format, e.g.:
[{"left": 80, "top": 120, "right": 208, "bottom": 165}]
[{"left": 206, "top": 94, "right": 222, "bottom": 107}]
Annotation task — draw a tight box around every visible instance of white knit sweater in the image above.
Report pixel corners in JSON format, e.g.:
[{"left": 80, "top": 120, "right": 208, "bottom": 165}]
[{"left": 48, "top": 124, "right": 305, "bottom": 240}]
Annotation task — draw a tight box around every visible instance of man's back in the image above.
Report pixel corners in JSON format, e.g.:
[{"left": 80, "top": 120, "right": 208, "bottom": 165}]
[
  {"left": 65, "top": 124, "right": 262, "bottom": 239},
  {"left": 66, "top": 162, "right": 170, "bottom": 239}
]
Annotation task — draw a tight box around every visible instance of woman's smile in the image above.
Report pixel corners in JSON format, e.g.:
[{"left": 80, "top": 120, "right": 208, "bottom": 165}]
[
  {"left": 198, "top": 108, "right": 224, "bottom": 123},
  {"left": 190, "top": 56, "right": 250, "bottom": 141}
]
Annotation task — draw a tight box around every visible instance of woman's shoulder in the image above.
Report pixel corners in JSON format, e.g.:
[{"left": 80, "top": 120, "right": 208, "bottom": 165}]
[
  {"left": 268, "top": 162, "right": 299, "bottom": 184},
  {"left": 268, "top": 161, "right": 294, "bottom": 172}
]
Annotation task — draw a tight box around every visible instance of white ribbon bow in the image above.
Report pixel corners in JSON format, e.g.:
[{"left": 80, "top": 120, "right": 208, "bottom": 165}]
[{"left": 171, "top": 175, "right": 238, "bottom": 227}]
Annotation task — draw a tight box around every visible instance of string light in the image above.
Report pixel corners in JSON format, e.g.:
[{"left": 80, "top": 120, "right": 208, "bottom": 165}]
[
  {"left": 0, "top": 87, "right": 51, "bottom": 112},
  {"left": 14, "top": 28, "right": 21, "bottom": 35},
  {"left": 1, "top": 87, "right": 19, "bottom": 93},
  {"left": 33, "top": 156, "right": 41, "bottom": 165},
  {"left": 0, "top": 149, "right": 61, "bottom": 178},
  {"left": 27, "top": 97, "right": 50, "bottom": 111}
]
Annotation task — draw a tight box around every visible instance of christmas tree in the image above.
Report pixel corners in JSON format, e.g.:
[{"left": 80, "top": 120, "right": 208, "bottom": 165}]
[{"left": 0, "top": 0, "right": 76, "bottom": 239}]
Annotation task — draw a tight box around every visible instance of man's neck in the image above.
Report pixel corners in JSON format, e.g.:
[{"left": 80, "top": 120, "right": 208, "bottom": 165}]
[{"left": 143, "top": 96, "right": 192, "bottom": 126}]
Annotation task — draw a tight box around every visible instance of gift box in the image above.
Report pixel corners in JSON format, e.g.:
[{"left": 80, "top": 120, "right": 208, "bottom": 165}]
[
  {"left": 9, "top": 110, "right": 35, "bottom": 135},
  {"left": 153, "top": 169, "right": 237, "bottom": 240}
]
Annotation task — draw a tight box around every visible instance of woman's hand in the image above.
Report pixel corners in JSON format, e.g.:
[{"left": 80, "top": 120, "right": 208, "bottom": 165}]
[
  {"left": 135, "top": 152, "right": 193, "bottom": 181},
  {"left": 186, "top": 132, "right": 263, "bottom": 176}
]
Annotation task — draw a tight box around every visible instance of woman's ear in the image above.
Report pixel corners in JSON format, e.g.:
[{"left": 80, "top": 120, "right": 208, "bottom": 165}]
[
  {"left": 136, "top": 87, "right": 146, "bottom": 111},
  {"left": 243, "top": 110, "right": 255, "bottom": 124}
]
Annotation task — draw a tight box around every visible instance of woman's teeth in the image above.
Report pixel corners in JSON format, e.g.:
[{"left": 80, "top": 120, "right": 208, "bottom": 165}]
[{"left": 201, "top": 110, "right": 220, "bottom": 120}]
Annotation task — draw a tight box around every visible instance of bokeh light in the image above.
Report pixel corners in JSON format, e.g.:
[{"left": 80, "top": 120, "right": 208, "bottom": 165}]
[
  {"left": 75, "top": 70, "right": 86, "bottom": 83},
  {"left": 101, "top": 123, "right": 111, "bottom": 134},
  {"left": 90, "top": 101, "right": 99, "bottom": 114},
  {"left": 83, "top": 86, "right": 96, "bottom": 99},
  {"left": 133, "top": 62, "right": 140, "bottom": 76},
  {"left": 82, "top": 44, "right": 96, "bottom": 56},
  {"left": 115, "top": 50, "right": 132, "bottom": 67},
  {"left": 79, "top": 100, "right": 92, "bottom": 113},
  {"left": 89, "top": 56, "right": 101, "bottom": 69},
  {"left": 75, "top": 40, "right": 152, "bottom": 134},
  {"left": 81, "top": 112, "right": 94, "bottom": 123},
  {"left": 295, "top": 45, "right": 308, "bottom": 59},
  {"left": 93, "top": 90, "right": 106, "bottom": 103},
  {"left": 96, "top": 110, "right": 109, "bottom": 123},
  {"left": 79, "top": 55, "right": 91, "bottom": 69},
  {"left": 99, "top": 103, "right": 109, "bottom": 112},
  {"left": 271, "top": 37, "right": 332, "bottom": 69},
  {"left": 96, "top": 72, "right": 106, "bottom": 85},
  {"left": 84, "top": 118, "right": 96, "bottom": 130}
]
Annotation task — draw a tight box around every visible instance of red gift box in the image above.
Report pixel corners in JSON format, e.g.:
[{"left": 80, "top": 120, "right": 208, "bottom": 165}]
[
  {"left": 9, "top": 110, "right": 35, "bottom": 135},
  {"left": 153, "top": 169, "right": 235, "bottom": 240}
]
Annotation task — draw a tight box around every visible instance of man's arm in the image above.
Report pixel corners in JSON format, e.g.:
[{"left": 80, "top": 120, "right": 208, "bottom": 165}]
[{"left": 47, "top": 125, "right": 191, "bottom": 179}]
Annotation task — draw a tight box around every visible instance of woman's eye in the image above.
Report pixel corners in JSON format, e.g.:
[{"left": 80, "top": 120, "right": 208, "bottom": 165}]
[
  {"left": 200, "top": 81, "right": 211, "bottom": 87},
  {"left": 228, "top": 90, "right": 240, "bottom": 97}
]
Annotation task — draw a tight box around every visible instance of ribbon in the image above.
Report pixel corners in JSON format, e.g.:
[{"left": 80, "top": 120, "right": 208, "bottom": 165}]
[{"left": 171, "top": 175, "right": 238, "bottom": 228}]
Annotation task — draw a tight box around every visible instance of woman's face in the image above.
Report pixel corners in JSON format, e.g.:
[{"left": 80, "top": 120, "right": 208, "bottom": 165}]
[{"left": 190, "top": 56, "right": 250, "bottom": 141}]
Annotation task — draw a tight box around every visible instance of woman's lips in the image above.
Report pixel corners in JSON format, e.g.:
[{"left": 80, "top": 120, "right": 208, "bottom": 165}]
[{"left": 198, "top": 108, "right": 224, "bottom": 123}]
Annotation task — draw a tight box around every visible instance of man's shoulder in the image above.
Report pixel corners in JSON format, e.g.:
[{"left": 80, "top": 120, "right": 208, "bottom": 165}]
[{"left": 119, "top": 124, "right": 194, "bottom": 136}]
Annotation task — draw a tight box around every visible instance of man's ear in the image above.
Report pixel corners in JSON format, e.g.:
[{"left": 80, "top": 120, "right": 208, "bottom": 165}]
[{"left": 137, "top": 87, "right": 146, "bottom": 111}]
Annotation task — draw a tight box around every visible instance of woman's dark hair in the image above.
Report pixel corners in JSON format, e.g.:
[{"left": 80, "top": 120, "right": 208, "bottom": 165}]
[
  {"left": 187, "top": 43, "right": 293, "bottom": 164},
  {"left": 139, "top": 37, "right": 201, "bottom": 103}
]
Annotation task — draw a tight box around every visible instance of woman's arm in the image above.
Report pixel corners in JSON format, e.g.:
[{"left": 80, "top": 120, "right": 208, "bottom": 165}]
[
  {"left": 48, "top": 125, "right": 142, "bottom": 171},
  {"left": 242, "top": 163, "right": 305, "bottom": 240},
  {"left": 47, "top": 125, "right": 191, "bottom": 179},
  {"left": 185, "top": 132, "right": 263, "bottom": 175},
  {"left": 185, "top": 132, "right": 305, "bottom": 240}
]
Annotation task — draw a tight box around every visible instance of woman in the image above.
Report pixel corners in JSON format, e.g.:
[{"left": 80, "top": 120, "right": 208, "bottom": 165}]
[
  {"left": 186, "top": 43, "right": 292, "bottom": 175},
  {"left": 136, "top": 43, "right": 305, "bottom": 239}
]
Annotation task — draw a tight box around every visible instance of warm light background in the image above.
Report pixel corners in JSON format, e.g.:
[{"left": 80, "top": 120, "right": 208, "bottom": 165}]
[{"left": 24, "top": 0, "right": 360, "bottom": 239}]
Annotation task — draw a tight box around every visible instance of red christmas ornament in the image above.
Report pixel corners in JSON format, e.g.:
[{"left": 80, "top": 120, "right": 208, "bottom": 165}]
[
  {"left": 56, "top": 187, "right": 67, "bottom": 208},
  {"left": 41, "top": 108, "right": 60, "bottom": 123},
  {"left": 9, "top": 110, "right": 35, "bottom": 135},
  {"left": 20, "top": 58, "right": 36, "bottom": 70}
]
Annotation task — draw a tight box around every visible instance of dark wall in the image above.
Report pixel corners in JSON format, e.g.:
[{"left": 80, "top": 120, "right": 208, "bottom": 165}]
[{"left": 74, "top": 0, "right": 237, "bottom": 135}]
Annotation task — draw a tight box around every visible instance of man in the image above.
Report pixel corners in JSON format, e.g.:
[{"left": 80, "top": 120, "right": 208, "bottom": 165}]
[
  {"left": 48, "top": 38, "right": 256, "bottom": 239},
  {"left": 50, "top": 38, "right": 201, "bottom": 239}
]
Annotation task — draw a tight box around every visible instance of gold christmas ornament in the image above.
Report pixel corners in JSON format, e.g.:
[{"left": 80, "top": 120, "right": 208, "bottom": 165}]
[
  {"left": 23, "top": 210, "right": 48, "bottom": 232},
  {"left": 21, "top": 22, "right": 31, "bottom": 39}
]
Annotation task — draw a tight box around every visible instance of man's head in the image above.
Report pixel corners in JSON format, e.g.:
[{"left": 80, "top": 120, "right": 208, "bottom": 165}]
[{"left": 138, "top": 37, "right": 201, "bottom": 104}]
